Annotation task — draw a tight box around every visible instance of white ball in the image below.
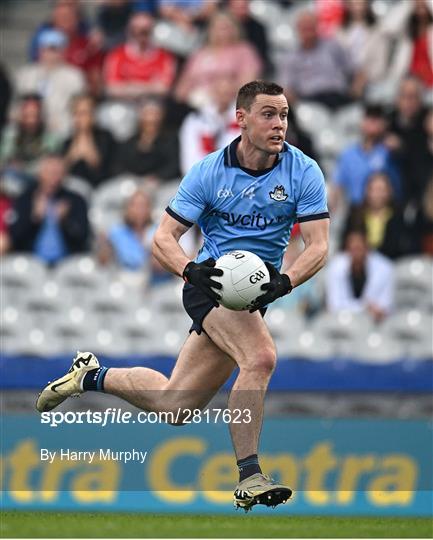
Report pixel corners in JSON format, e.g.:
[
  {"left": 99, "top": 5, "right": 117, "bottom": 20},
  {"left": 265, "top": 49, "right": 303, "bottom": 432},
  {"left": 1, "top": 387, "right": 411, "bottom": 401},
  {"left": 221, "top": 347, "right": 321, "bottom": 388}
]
[{"left": 212, "top": 250, "right": 270, "bottom": 311}]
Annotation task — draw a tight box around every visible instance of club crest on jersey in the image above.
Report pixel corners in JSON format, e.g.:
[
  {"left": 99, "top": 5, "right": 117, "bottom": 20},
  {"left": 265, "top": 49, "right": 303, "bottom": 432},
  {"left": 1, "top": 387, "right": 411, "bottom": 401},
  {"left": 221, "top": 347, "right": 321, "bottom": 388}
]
[{"left": 269, "top": 185, "right": 288, "bottom": 202}]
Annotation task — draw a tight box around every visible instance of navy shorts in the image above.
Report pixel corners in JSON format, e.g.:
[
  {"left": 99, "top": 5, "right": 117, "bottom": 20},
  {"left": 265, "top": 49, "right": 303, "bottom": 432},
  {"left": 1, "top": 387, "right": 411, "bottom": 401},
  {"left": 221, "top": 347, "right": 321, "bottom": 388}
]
[{"left": 182, "top": 283, "right": 267, "bottom": 335}]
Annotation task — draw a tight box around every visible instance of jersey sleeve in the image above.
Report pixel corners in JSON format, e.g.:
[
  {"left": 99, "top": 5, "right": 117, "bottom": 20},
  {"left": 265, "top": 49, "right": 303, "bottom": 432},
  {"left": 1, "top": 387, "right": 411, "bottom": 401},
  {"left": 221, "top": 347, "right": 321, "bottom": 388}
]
[
  {"left": 296, "top": 161, "right": 329, "bottom": 222},
  {"left": 166, "top": 161, "right": 207, "bottom": 227}
]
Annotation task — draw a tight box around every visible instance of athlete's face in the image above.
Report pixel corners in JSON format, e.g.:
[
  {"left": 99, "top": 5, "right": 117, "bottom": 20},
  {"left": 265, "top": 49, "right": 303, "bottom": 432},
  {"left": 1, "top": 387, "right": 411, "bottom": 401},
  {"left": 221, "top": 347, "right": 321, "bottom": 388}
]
[{"left": 237, "top": 94, "right": 288, "bottom": 155}]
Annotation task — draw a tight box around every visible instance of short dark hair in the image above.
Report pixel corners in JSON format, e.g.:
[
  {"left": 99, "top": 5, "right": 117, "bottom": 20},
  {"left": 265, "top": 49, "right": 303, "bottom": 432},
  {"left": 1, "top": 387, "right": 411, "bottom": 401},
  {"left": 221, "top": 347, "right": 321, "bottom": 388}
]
[
  {"left": 236, "top": 80, "right": 284, "bottom": 110},
  {"left": 364, "top": 104, "right": 386, "bottom": 118},
  {"left": 20, "top": 93, "right": 43, "bottom": 104}
]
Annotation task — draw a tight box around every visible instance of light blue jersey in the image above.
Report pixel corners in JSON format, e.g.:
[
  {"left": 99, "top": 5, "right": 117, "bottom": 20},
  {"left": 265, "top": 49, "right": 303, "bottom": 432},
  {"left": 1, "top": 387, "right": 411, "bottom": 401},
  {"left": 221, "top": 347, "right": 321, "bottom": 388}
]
[{"left": 167, "top": 137, "right": 329, "bottom": 270}]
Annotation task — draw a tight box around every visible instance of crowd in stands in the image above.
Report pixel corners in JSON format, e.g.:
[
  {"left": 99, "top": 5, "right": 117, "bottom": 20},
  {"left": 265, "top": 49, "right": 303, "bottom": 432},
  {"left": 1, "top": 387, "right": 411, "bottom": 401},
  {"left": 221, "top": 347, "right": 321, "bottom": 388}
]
[{"left": 1, "top": 0, "right": 432, "bottom": 329}]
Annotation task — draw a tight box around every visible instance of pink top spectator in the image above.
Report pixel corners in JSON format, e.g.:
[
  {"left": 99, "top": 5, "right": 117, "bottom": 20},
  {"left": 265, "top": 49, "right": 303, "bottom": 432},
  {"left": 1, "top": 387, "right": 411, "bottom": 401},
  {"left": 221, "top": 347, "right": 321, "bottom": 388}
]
[
  {"left": 175, "top": 11, "right": 262, "bottom": 107},
  {"left": 176, "top": 43, "right": 261, "bottom": 107}
]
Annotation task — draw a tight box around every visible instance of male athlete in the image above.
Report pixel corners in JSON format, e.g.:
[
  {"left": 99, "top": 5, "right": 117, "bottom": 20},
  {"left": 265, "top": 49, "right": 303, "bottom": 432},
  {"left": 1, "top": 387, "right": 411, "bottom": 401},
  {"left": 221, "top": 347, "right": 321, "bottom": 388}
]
[{"left": 37, "top": 81, "right": 329, "bottom": 512}]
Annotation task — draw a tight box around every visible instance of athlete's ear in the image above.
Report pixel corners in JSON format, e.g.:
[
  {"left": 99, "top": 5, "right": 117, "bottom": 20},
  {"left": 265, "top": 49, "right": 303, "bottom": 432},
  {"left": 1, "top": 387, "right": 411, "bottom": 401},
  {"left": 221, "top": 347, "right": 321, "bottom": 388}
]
[{"left": 236, "top": 108, "right": 247, "bottom": 129}]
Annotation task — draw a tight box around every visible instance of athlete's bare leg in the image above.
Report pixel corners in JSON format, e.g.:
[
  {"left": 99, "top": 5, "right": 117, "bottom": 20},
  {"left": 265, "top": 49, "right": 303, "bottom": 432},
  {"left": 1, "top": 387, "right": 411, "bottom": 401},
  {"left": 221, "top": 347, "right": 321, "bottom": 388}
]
[
  {"left": 104, "top": 307, "right": 275, "bottom": 459},
  {"left": 103, "top": 331, "right": 235, "bottom": 416},
  {"left": 202, "top": 307, "right": 276, "bottom": 461}
]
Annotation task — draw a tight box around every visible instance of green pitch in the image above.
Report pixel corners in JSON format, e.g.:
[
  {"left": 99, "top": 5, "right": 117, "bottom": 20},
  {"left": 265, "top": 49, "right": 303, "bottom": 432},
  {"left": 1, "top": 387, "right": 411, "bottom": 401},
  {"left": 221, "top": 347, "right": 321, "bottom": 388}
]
[{"left": 1, "top": 512, "right": 432, "bottom": 538}]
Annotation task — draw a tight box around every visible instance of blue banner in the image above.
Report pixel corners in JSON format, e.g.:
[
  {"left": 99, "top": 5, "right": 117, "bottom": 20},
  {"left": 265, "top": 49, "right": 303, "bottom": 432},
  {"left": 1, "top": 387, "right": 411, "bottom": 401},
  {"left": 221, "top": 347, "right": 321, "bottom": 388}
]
[
  {"left": 2, "top": 355, "right": 432, "bottom": 391},
  {"left": 1, "top": 415, "right": 432, "bottom": 516}
]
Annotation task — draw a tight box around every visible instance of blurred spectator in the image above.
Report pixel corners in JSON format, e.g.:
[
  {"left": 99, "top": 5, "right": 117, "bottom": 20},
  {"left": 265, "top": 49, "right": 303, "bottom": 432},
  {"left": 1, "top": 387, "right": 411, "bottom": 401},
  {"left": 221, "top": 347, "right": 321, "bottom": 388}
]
[
  {"left": 159, "top": 0, "right": 218, "bottom": 31},
  {"left": 410, "top": 112, "right": 433, "bottom": 255},
  {"left": 413, "top": 174, "right": 433, "bottom": 255},
  {"left": 386, "top": 76, "right": 430, "bottom": 206},
  {"left": 95, "top": 0, "right": 133, "bottom": 50},
  {"left": 95, "top": 1, "right": 159, "bottom": 51},
  {"left": 0, "top": 186, "right": 12, "bottom": 255},
  {"left": 62, "top": 94, "right": 116, "bottom": 188},
  {"left": 0, "top": 94, "right": 61, "bottom": 179},
  {"left": 326, "top": 228, "right": 394, "bottom": 322},
  {"left": 113, "top": 99, "right": 179, "bottom": 181},
  {"left": 333, "top": 105, "right": 400, "bottom": 207},
  {"left": 179, "top": 77, "right": 239, "bottom": 174},
  {"left": 29, "top": 0, "right": 89, "bottom": 60},
  {"left": 280, "top": 10, "right": 364, "bottom": 109},
  {"left": 285, "top": 104, "right": 317, "bottom": 161},
  {"left": 98, "top": 189, "right": 196, "bottom": 283},
  {"left": 175, "top": 11, "right": 262, "bottom": 108},
  {"left": 16, "top": 29, "right": 86, "bottom": 135},
  {"left": 382, "top": 0, "right": 433, "bottom": 88},
  {"left": 9, "top": 154, "right": 90, "bottom": 264},
  {"left": 315, "top": 0, "right": 344, "bottom": 38},
  {"left": 0, "top": 63, "right": 12, "bottom": 135},
  {"left": 103, "top": 12, "right": 176, "bottom": 100},
  {"left": 343, "top": 172, "right": 418, "bottom": 260},
  {"left": 224, "top": 0, "right": 272, "bottom": 76},
  {"left": 29, "top": 0, "right": 104, "bottom": 96},
  {"left": 336, "top": 0, "right": 388, "bottom": 85},
  {"left": 105, "top": 189, "right": 154, "bottom": 271}
]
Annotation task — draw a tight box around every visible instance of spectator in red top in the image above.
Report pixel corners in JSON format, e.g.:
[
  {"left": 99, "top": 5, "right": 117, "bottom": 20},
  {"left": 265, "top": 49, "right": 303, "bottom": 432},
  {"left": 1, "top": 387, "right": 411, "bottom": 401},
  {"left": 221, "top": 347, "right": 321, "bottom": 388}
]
[
  {"left": 103, "top": 12, "right": 176, "bottom": 100},
  {"left": 382, "top": 0, "right": 433, "bottom": 89},
  {"left": 0, "top": 185, "right": 12, "bottom": 255},
  {"left": 408, "top": 0, "right": 433, "bottom": 87}
]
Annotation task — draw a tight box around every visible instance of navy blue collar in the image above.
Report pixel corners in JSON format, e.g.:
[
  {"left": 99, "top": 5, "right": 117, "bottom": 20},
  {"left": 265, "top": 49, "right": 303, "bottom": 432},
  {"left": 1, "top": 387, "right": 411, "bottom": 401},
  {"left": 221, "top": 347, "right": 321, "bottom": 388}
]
[{"left": 223, "top": 136, "right": 288, "bottom": 177}]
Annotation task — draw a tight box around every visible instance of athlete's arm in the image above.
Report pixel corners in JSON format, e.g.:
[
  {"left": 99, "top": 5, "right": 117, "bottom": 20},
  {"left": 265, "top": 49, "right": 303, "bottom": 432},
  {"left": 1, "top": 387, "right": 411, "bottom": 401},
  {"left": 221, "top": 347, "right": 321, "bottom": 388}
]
[
  {"left": 283, "top": 218, "right": 329, "bottom": 287},
  {"left": 152, "top": 212, "right": 191, "bottom": 277},
  {"left": 152, "top": 212, "right": 223, "bottom": 305}
]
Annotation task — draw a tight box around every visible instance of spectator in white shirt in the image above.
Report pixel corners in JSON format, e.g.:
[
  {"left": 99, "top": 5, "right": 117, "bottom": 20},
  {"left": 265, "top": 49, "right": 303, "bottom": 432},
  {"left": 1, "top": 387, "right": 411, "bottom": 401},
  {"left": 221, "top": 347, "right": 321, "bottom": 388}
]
[
  {"left": 326, "top": 228, "right": 394, "bottom": 322},
  {"left": 16, "top": 29, "right": 86, "bottom": 136},
  {"left": 179, "top": 77, "right": 240, "bottom": 174}
]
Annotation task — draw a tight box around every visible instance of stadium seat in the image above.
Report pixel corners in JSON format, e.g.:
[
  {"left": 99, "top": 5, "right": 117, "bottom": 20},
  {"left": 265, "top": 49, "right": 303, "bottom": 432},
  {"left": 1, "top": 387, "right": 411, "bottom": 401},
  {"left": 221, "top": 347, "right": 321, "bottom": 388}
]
[
  {"left": 408, "top": 337, "right": 433, "bottom": 360},
  {"left": 2, "top": 254, "right": 47, "bottom": 288},
  {"left": 149, "top": 280, "right": 185, "bottom": 314},
  {"left": 394, "top": 257, "right": 432, "bottom": 310},
  {"left": 11, "top": 321, "right": 63, "bottom": 357},
  {"left": 24, "top": 290, "right": 63, "bottom": 328},
  {"left": 153, "top": 180, "right": 181, "bottom": 217},
  {"left": 249, "top": 0, "right": 283, "bottom": 28},
  {"left": 313, "top": 129, "right": 349, "bottom": 158},
  {"left": 119, "top": 306, "right": 168, "bottom": 355},
  {"left": 85, "top": 328, "right": 131, "bottom": 356},
  {"left": 311, "top": 311, "right": 373, "bottom": 356},
  {"left": 365, "top": 80, "right": 398, "bottom": 105},
  {"left": 64, "top": 175, "right": 93, "bottom": 202},
  {"left": 275, "top": 330, "right": 336, "bottom": 359},
  {"left": 53, "top": 307, "right": 100, "bottom": 355},
  {"left": 334, "top": 104, "right": 363, "bottom": 139},
  {"left": 266, "top": 308, "right": 305, "bottom": 339},
  {"left": 2, "top": 255, "right": 47, "bottom": 304},
  {"left": 381, "top": 310, "right": 433, "bottom": 355},
  {"left": 0, "top": 307, "right": 33, "bottom": 354},
  {"left": 54, "top": 256, "right": 110, "bottom": 295},
  {"left": 91, "top": 176, "right": 141, "bottom": 232},
  {"left": 153, "top": 20, "right": 201, "bottom": 56},
  {"left": 89, "top": 283, "right": 139, "bottom": 329},
  {"left": 96, "top": 101, "right": 138, "bottom": 142},
  {"left": 371, "top": 0, "right": 395, "bottom": 19},
  {"left": 350, "top": 332, "right": 403, "bottom": 364},
  {"left": 295, "top": 102, "right": 331, "bottom": 138}
]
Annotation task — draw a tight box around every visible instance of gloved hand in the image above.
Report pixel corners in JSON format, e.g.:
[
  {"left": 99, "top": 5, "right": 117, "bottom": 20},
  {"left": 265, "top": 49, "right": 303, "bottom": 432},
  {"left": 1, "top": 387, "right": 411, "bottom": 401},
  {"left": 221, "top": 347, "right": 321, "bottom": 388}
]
[
  {"left": 183, "top": 258, "right": 223, "bottom": 307},
  {"left": 249, "top": 262, "right": 292, "bottom": 312}
]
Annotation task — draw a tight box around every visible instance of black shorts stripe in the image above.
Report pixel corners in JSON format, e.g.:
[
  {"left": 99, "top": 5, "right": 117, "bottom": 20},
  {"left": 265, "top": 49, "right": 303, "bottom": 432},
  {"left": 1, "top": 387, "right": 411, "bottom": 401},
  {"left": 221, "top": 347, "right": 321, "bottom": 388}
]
[
  {"left": 165, "top": 206, "right": 194, "bottom": 227},
  {"left": 297, "top": 212, "right": 330, "bottom": 223}
]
